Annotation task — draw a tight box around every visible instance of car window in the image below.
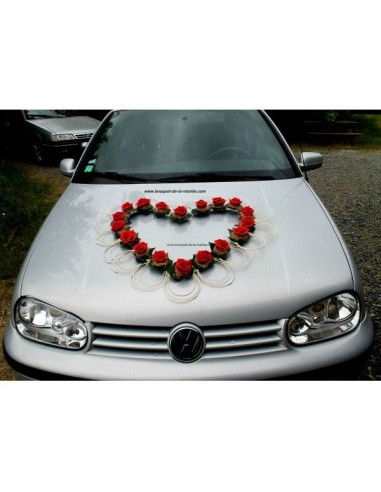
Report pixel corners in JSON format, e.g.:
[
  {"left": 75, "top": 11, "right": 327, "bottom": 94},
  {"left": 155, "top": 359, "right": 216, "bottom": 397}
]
[
  {"left": 24, "top": 110, "right": 65, "bottom": 119},
  {"left": 74, "top": 110, "right": 298, "bottom": 183}
]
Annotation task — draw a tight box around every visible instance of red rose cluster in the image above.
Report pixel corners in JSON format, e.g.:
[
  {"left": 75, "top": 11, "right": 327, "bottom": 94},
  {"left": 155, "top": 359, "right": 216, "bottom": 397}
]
[
  {"left": 133, "top": 241, "right": 149, "bottom": 258},
  {"left": 173, "top": 258, "right": 193, "bottom": 279},
  {"left": 173, "top": 205, "right": 188, "bottom": 218},
  {"left": 136, "top": 197, "right": 151, "bottom": 210},
  {"left": 195, "top": 250, "right": 213, "bottom": 268},
  {"left": 152, "top": 250, "right": 169, "bottom": 266},
  {"left": 195, "top": 199, "right": 208, "bottom": 212},
  {"left": 121, "top": 201, "right": 134, "bottom": 212},
  {"left": 170, "top": 204, "right": 191, "bottom": 222},
  {"left": 154, "top": 201, "right": 170, "bottom": 217},
  {"left": 228, "top": 197, "right": 242, "bottom": 209},
  {"left": 228, "top": 202, "right": 255, "bottom": 244},
  {"left": 120, "top": 229, "right": 139, "bottom": 246},
  {"left": 212, "top": 239, "right": 231, "bottom": 259},
  {"left": 212, "top": 196, "right": 226, "bottom": 209},
  {"left": 240, "top": 215, "right": 256, "bottom": 230}
]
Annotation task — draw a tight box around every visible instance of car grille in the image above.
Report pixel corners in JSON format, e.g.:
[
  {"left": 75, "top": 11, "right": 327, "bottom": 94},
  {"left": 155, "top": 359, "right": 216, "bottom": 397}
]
[
  {"left": 74, "top": 132, "right": 94, "bottom": 140},
  {"left": 88, "top": 321, "right": 286, "bottom": 360}
]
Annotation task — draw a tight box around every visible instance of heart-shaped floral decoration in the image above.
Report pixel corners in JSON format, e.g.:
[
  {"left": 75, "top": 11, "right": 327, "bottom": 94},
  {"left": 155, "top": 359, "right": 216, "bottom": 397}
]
[
  {"left": 110, "top": 196, "right": 255, "bottom": 279},
  {"left": 97, "top": 196, "right": 275, "bottom": 302}
]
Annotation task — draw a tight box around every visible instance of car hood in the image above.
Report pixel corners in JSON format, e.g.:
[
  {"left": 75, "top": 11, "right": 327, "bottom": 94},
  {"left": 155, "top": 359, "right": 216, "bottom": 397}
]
[
  {"left": 29, "top": 116, "right": 99, "bottom": 135},
  {"left": 20, "top": 179, "right": 354, "bottom": 326}
]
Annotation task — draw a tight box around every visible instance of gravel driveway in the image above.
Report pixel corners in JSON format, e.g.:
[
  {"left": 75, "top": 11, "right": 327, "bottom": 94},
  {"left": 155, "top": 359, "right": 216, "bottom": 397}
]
[{"left": 299, "top": 147, "right": 381, "bottom": 379}]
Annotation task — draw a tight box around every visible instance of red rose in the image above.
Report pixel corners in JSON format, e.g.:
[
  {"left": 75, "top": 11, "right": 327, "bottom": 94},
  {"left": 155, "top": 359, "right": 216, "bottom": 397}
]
[
  {"left": 232, "top": 226, "right": 250, "bottom": 237},
  {"left": 214, "top": 239, "right": 230, "bottom": 252},
  {"left": 136, "top": 197, "right": 151, "bottom": 208},
  {"left": 133, "top": 241, "right": 148, "bottom": 256},
  {"left": 111, "top": 220, "right": 126, "bottom": 232},
  {"left": 152, "top": 250, "right": 168, "bottom": 265},
  {"left": 120, "top": 229, "right": 138, "bottom": 245},
  {"left": 229, "top": 197, "right": 242, "bottom": 207},
  {"left": 155, "top": 201, "right": 169, "bottom": 212},
  {"left": 195, "top": 250, "right": 213, "bottom": 267},
  {"left": 212, "top": 196, "right": 226, "bottom": 207},
  {"left": 173, "top": 205, "right": 188, "bottom": 217},
  {"left": 195, "top": 199, "right": 208, "bottom": 210},
  {"left": 174, "top": 258, "right": 193, "bottom": 277},
  {"left": 241, "top": 206, "right": 254, "bottom": 216},
  {"left": 112, "top": 211, "right": 126, "bottom": 221},
  {"left": 240, "top": 216, "right": 256, "bottom": 228},
  {"left": 121, "top": 201, "right": 133, "bottom": 212}
]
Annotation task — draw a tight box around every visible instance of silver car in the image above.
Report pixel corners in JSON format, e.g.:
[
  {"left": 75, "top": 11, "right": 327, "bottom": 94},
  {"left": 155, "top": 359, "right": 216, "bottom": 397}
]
[{"left": 3, "top": 110, "right": 374, "bottom": 380}]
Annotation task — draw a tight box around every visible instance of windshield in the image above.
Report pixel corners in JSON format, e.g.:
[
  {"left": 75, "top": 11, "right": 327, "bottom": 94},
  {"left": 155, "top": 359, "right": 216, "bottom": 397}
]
[
  {"left": 25, "top": 110, "right": 65, "bottom": 120},
  {"left": 74, "top": 110, "right": 298, "bottom": 183}
]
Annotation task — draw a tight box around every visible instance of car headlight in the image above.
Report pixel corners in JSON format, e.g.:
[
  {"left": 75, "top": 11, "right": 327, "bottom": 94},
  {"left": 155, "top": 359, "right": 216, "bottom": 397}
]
[
  {"left": 287, "top": 292, "right": 361, "bottom": 345},
  {"left": 51, "top": 134, "right": 75, "bottom": 141},
  {"left": 15, "top": 298, "right": 88, "bottom": 349}
]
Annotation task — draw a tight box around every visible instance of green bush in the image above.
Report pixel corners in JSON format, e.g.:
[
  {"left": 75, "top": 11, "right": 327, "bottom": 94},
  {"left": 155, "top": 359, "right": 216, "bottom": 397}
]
[{"left": 353, "top": 114, "right": 381, "bottom": 146}]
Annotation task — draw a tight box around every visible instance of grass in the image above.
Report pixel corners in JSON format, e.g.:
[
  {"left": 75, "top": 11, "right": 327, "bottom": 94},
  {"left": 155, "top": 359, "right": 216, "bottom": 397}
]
[{"left": 0, "top": 159, "right": 55, "bottom": 279}]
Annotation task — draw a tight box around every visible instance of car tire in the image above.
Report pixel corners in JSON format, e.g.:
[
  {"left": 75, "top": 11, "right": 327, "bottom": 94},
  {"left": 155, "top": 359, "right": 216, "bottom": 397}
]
[{"left": 30, "top": 139, "right": 46, "bottom": 164}]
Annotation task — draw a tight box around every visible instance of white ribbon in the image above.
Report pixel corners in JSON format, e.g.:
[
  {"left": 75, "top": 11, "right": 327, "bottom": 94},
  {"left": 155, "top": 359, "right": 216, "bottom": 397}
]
[
  {"left": 194, "top": 260, "right": 235, "bottom": 287},
  {"left": 164, "top": 274, "right": 201, "bottom": 303},
  {"left": 131, "top": 264, "right": 170, "bottom": 290},
  {"left": 96, "top": 230, "right": 120, "bottom": 247}
]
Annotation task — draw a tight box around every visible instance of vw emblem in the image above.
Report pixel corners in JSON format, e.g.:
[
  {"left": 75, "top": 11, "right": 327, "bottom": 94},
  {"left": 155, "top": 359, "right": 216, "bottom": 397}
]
[{"left": 168, "top": 324, "right": 205, "bottom": 363}]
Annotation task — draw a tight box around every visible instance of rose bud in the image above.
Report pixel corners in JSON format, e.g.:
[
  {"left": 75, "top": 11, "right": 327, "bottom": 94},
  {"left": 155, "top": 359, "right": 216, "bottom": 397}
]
[
  {"left": 229, "top": 197, "right": 242, "bottom": 208},
  {"left": 120, "top": 229, "right": 138, "bottom": 245},
  {"left": 173, "top": 205, "right": 188, "bottom": 217},
  {"left": 155, "top": 201, "right": 170, "bottom": 212},
  {"left": 195, "top": 199, "right": 208, "bottom": 210},
  {"left": 174, "top": 258, "right": 193, "bottom": 278},
  {"left": 214, "top": 239, "right": 230, "bottom": 252},
  {"left": 229, "top": 226, "right": 250, "bottom": 243},
  {"left": 121, "top": 201, "right": 134, "bottom": 212},
  {"left": 212, "top": 196, "right": 226, "bottom": 208},
  {"left": 133, "top": 241, "right": 148, "bottom": 257},
  {"left": 232, "top": 226, "right": 250, "bottom": 237},
  {"left": 240, "top": 215, "right": 256, "bottom": 229},
  {"left": 195, "top": 250, "right": 213, "bottom": 268},
  {"left": 111, "top": 220, "right": 126, "bottom": 232},
  {"left": 112, "top": 211, "right": 126, "bottom": 221},
  {"left": 240, "top": 206, "right": 254, "bottom": 216},
  {"left": 212, "top": 239, "right": 231, "bottom": 259},
  {"left": 136, "top": 197, "right": 151, "bottom": 209},
  {"left": 152, "top": 250, "right": 169, "bottom": 266}
]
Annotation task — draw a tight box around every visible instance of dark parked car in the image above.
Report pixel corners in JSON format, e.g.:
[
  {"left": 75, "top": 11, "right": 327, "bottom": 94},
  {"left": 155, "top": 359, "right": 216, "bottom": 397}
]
[{"left": 0, "top": 110, "right": 100, "bottom": 163}]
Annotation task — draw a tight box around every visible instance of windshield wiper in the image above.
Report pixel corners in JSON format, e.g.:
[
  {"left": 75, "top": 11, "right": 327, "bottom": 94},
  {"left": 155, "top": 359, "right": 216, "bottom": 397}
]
[
  {"left": 171, "top": 172, "right": 275, "bottom": 182},
  {"left": 86, "top": 171, "right": 276, "bottom": 184},
  {"left": 90, "top": 171, "right": 150, "bottom": 183}
]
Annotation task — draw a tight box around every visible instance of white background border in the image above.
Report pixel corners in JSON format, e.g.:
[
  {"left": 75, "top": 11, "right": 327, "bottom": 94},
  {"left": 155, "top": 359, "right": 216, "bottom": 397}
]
[{"left": 1, "top": 1, "right": 380, "bottom": 490}]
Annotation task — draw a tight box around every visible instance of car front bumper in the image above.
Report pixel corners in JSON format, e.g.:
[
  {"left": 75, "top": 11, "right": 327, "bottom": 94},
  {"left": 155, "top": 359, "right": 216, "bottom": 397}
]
[
  {"left": 42, "top": 140, "right": 88, "bottom": 159},
  {"left": 3, "top": 312, "right": 374, "bottom": 380}
]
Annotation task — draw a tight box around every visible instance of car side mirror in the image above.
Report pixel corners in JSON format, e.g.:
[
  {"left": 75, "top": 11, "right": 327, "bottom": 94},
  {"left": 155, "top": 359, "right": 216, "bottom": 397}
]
[
  {"left": 60, "top": 158, "right": 77, "bottom": 177},
  {"left": 299, "top": 152, "right": 323, "bottom": 171}
]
